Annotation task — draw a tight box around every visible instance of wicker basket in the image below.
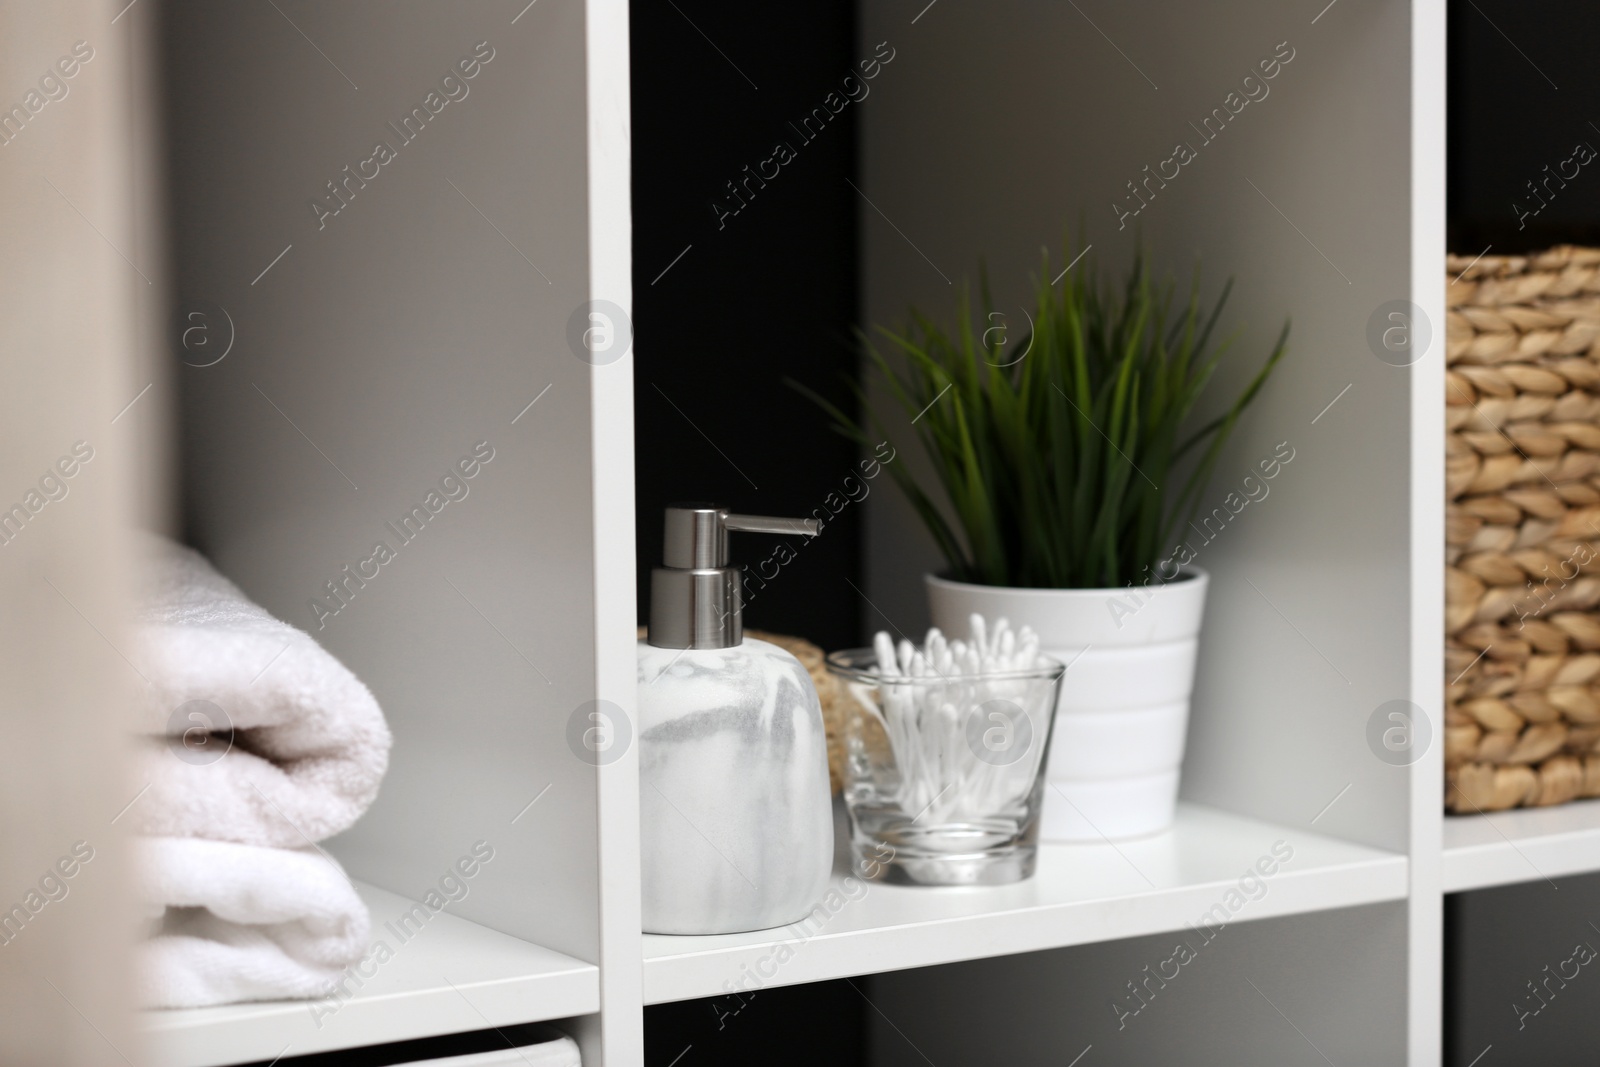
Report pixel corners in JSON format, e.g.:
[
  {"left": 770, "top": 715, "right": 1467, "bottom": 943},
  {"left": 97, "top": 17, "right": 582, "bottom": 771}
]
[{"left": 1446, "top": 246, "right": 1600, "bottom": 813}]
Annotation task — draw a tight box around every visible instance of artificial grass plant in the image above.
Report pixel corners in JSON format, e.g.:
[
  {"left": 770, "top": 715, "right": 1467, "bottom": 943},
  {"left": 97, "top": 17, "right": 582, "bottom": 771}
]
[{"left": 796, "top": 246, "right": 1289, "bottom": 589}]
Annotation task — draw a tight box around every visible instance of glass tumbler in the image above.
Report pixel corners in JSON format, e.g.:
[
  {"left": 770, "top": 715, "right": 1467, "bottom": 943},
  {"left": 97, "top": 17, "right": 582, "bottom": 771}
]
[{"left": 825, "top": 648, "right": 1066, "bottom": 886}]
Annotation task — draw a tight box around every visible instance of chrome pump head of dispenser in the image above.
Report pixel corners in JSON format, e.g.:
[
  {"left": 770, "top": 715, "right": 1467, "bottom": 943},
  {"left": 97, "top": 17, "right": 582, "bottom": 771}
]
[{"left": 648, "top": 504, "right": 821, "bottom": 649}]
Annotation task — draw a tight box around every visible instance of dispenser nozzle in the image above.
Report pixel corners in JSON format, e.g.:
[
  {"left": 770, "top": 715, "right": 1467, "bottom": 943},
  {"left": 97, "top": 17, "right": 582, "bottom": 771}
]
[
  {"left": 724, "top": 514, "right": 822, "bottom": 537},
  {"left": 649, "top": 504, "right": 821, "bottom": 649}
]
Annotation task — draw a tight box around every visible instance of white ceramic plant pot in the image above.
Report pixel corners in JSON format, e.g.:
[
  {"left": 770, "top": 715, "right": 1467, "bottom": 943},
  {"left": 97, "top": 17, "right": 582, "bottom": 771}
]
[{"left": 926, "top": 569, "right": 1208, "bottom": 841}]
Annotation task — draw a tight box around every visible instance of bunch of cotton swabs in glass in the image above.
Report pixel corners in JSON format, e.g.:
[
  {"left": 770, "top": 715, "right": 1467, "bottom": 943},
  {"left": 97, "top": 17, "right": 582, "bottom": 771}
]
[{"left": 861, "top": 614, "right": 1050, "bottom": 826}]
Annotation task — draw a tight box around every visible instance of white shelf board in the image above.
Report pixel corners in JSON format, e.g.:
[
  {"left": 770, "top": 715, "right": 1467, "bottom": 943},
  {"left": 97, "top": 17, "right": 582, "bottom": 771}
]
[
  {"left": 143, "top": 882, "right": 598, "bottom": 1067},
  {"left": 1443, "top": 797, "right": 1600, "bottom": 892},
  {"left": 642, "top": 802, "right": 1407, "bottom": 1004}
]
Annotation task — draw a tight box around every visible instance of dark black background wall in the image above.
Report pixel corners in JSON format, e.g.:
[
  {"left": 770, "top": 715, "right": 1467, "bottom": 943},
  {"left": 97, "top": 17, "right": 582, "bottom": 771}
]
[
  {"left": 1444, "top": 873, "right": 1600, "bottom": 1063},
  {"left": 1448, "top": 0, "right": 1600, "bottom": 253},
  {"left": 631, "top": 0, "right": 865, "bottom": 655},
  {"left": 1447, "top": 4, "right": 1600, "bottom": 1064},
  {"left": 630, "top": 1, "right": 867, "bottom": 1064}
]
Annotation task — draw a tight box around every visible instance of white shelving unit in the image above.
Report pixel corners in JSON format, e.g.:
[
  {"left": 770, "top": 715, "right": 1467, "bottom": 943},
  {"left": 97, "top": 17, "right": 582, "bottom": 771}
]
[
  {"left": 851, "top": 0, "right": 1451, "bottom": 1063},
  {"left": 143, "top": 1, "right": 638, "bottom": 1063},
  {"left": 644, "top": 804, "right": 1406, "bottom": 1004},
  {"left": 145, "top": 884, "right": 599, "bottom": 1067},
  {"left": 1442, "top": 799, "right": 1600, "bottom": 893},
  {"left": 47, "top": 0, "right": 1594, "bottom": 1063}
]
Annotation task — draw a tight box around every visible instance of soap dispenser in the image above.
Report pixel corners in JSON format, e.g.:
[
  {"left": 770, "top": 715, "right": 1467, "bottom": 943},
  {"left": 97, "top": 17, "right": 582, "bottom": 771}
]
[{"left": 638, "top": 504, "right": 834, "bottom": 935}]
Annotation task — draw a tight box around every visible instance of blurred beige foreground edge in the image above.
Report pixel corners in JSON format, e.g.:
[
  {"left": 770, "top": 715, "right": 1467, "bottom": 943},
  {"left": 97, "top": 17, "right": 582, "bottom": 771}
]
[{"left": 0, "top": 0, "right": 170, "bottom": 1062}]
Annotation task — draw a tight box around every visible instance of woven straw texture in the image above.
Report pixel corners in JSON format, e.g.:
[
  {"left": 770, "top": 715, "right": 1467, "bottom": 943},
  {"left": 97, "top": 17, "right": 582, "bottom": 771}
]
[{"left": 1446, "top": 246, "right": 1600, "bottom": 813}]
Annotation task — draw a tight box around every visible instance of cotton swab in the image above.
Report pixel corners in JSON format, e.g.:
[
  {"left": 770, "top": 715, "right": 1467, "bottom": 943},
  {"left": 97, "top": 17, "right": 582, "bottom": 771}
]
[{"left": 865, "top": 615, "right": 1051, "bottom": 824}]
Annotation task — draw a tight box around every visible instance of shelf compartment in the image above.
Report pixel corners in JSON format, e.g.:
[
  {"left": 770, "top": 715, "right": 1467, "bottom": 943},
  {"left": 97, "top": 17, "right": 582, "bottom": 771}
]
[
  {"left": 1442, "top": 797, "right": 1600, "bottom": 892},
  {"left": 642, "top": 802, "right": 1406, "bottom": 1004},
  {"left": 143, "top": 881, "right": 598, "bottom": 1067}
]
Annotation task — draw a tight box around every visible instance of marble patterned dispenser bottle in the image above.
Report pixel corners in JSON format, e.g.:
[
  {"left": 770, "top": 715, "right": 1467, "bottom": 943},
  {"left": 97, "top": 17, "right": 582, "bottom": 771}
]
[{"left": 638, "top": 505, "right": 834, "bottom": 935}]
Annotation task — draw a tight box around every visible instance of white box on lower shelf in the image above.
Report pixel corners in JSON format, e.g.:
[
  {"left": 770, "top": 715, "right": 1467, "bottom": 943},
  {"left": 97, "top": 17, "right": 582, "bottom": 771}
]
[
  {"left": 642, "top": 802, "right": 1407, "bottom": 1004},
  {"left": 143, "top": 882, "right": 598, "bottom": 1067},
  {"left": 1443, "top": 797, "right": 1600, "bottom": 892}
]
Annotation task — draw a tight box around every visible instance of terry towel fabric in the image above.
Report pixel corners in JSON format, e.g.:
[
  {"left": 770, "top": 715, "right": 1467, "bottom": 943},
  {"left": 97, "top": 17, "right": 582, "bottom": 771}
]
[
  {"left": 130, "top": 536, "right": 391, "bottom": 849},
  {"left": 137, "top": 836, "right": 370, "bottom": 1008},
  {"left": 396, "top": 1034, "right": 581, "bottom": 1066}
]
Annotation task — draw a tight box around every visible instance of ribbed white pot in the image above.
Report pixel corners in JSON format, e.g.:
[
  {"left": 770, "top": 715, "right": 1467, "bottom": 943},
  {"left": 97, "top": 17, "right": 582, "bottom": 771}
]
[{"left": 926, "top": 569, "right": 1208, "bottom": 841}]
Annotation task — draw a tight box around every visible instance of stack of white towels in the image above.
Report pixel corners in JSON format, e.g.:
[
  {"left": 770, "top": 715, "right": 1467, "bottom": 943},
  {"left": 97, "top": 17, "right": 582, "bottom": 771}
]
[{"left": 130, "top": 537, "right": 392, "bottom": 1009}]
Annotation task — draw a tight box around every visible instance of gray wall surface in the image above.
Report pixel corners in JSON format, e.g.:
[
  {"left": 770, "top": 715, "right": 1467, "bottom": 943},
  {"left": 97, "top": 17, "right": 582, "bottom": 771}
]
[
  {"left": 164, "top": 0, "right": 603, "bottom": 962},
  {"left": 858, "top": 0, "right": 1415, "bottom": 853}
]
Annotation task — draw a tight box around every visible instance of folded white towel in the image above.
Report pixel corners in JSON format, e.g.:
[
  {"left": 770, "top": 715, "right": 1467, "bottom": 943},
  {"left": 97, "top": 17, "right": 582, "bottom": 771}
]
[
  {"left": 130, "top": 536, "right": 391, "bottom": 848},
  {"left": 136, "top": 836, "right": 369, "bottom": 1008},
  {"left": 396, "top": 1035, "right": 581, "bottom": 1066}
]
